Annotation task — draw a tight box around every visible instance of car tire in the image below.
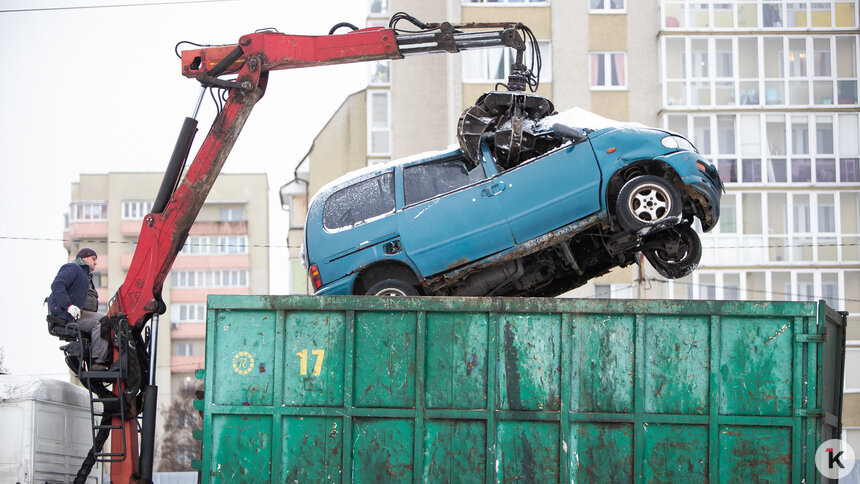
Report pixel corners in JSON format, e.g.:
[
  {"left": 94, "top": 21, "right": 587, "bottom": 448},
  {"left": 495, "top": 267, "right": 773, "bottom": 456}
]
[
  {"left": 616, "top": 175, "right": 682, "bottom": 234},
  {"left": 642, "top": 225, "right": 702, "bottom": 279},
  {"left": 366, "top": 279, "right": 420, "bottom": 296}
]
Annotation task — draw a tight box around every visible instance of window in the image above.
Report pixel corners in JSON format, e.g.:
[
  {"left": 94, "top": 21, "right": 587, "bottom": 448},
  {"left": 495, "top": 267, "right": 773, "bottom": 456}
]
[
  {"left": 590, "top": 0, "right": 624, "bottom": 12},
  {"left": 171, "top": 270, "right": 248, "bottom": 288},
  {"left": 819, "top": 194, "right": 836, "bottom": 232},
  {"left": 466, "top": 0, "right": 547, "bottom": 3},
  {"left": 70, "top": 202, "right": 108, "bottom": 222},
  {"left": 219, "top": 208, "right": 244, "bottom": 221},
  {"left": 590, "top": 52, "right": 626, "bottom": 89},
  {"left": 719, "top": 194, "right": 737, "bottom": 233},
  {"left": 369, "top": 61, "right": 389, "bottom": 86},
  {"left": 180, "top": 235, "right": 247, "bottom": 255},
  {"left": 462, "top": 42, "right": 552, "bottom": 83},
  {"left": 91, "top": 271, "right": 107, "bottom": 288},
  {"left": 742, "top": 159, "right": 762, "bottom": 182},
  {"left": 122, "top": 201, "right": 152, "bottom": 220},
  {"left": 594, "top": 283, "right": 633, "bottom": 299},
  {"left": 323, "top": 173, "right": 395, "bottom": 231},
  {"left": 367, "top": 91, "right": 390, "bottom": 155},
  {"left": 404, "top": 157, "right": 486, "bottom": 205},
  {"left": 368, "top": 0, "right": 387, "bottom": 15},
  {"left": 176, "top": 343, "right": 194, "bottom": 357},
  {"left": 172, "top": 304, "right": 205, "bottom": 323}
]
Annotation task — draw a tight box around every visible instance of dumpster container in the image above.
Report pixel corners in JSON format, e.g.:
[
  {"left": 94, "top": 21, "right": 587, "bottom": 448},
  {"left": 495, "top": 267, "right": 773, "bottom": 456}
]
[{"left": 192, "top": 296, "right": 845, "bottom": 483}]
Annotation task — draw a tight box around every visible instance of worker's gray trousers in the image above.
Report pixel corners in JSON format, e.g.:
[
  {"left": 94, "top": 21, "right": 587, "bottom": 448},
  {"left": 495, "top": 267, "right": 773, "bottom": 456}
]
[{"left": 77, "top": 310, "right": 109, "bottom": 363}]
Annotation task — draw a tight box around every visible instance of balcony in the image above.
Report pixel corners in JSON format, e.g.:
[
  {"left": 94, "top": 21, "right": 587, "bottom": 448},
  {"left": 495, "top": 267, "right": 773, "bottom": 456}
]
[
  {"left": 189, "top": 221, "right": 248, "bottom": 236},
  {"left": 121, "top": 253, "right": 249, "bottom": 270},
  {"left": 170, "top": 287, "right": 250, "bottom": 303},
  {"left": 171, "top": 355, "right": 204, "bottom": 373},
  {"left": 68, "top": 221, "right": 108, "bottom": 239},
  {"left": 171, "top": 322, "right": 205, "bottom": 339}
]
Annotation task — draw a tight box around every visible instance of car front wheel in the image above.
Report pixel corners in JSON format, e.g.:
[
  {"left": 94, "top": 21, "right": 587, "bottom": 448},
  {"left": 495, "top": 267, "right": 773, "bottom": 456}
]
[
  {"left": 642, "top": 225, "right": 702, "bottom": 279},
  {"left": 616, "top": 175, "right": 682, "bottom": 234},
  {"left": 366, "top": 279, "right": 420, "bottom": 296}
]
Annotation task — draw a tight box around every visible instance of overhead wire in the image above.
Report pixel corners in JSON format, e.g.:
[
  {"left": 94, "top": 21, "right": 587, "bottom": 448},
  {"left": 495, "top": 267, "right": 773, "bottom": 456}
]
[{"left": 0, "top": 0, "right": 236, "bottom": 14}]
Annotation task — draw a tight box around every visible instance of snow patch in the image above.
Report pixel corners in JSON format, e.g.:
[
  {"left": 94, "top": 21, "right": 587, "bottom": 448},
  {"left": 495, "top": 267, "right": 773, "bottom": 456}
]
[{"left": 538, "top": 106, "right": 647, "bottom": 132}]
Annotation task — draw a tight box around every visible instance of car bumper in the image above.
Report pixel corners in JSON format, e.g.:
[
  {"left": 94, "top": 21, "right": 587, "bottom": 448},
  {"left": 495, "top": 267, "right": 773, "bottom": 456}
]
[
  {"left": 682, "top": 174, "right": 721, "bottom": 232},
  {"left": 315, "top": 274, "right": 356, "bottom": 296}
]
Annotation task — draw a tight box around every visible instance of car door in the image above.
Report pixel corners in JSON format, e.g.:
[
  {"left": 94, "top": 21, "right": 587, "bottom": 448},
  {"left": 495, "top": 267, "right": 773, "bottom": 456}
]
[
  {"left": 398, "top": 155, "right": 515, "bottom": 277},
  {"left": 493, "top": 139, "right": 602, "bottom": 244}
]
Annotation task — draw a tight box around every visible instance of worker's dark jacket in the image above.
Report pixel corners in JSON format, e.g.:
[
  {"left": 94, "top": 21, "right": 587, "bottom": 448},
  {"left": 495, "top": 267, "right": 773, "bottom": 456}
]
[{"left": 48, "top": 260, "right": 96, "bottom": 321}]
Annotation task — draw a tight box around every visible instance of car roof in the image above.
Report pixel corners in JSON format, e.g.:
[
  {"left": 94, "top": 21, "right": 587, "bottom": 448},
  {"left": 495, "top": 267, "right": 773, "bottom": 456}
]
[{"left": 310, "top": 144, "right": 463, "bottom": 208}]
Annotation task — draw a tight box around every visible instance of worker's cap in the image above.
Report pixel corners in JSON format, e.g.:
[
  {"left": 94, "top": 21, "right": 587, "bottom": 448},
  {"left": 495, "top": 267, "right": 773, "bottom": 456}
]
[{"left": 76, "top": 248, "right": 97, "bottom": 259}]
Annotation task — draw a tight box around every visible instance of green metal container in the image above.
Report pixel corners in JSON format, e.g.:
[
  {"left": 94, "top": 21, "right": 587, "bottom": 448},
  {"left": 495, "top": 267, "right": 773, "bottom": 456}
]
[{"left": 192, "top": 296, "right": 845, "bottom": 483}]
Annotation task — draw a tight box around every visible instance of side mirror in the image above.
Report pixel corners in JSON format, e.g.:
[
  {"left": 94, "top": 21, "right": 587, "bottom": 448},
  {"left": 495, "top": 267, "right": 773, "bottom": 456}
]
[{"left": 552, "top": 123, "right": 587, "bottom": 144}]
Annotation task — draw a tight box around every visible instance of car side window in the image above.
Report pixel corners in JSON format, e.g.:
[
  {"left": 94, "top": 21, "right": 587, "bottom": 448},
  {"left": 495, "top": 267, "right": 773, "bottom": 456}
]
[
  {"left": 404, "top": 157, "right": 486, "bottom": 206},
  {"left": 323, "top": 172, "right": 394, "bottom": 231}
]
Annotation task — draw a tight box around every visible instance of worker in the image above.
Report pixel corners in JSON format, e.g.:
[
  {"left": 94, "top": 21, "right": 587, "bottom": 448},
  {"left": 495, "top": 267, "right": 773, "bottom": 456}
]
[{"left": 47, "top": 248, "right": 109, "bottom": 371}]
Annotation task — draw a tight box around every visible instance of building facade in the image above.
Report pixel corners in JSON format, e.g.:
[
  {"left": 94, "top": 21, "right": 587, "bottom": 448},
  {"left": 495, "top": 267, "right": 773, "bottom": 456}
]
[
  {"left": 64, "top": 172, "right": 269, "bottom": 464},
  {"left": 281, "top": 0, "right": 859, "bottom": 443}
]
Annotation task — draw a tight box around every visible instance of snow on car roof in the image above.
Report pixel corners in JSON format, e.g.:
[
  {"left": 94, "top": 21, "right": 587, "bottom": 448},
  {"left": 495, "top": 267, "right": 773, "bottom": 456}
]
[
  {"left": 538, "top": 107, "right": 647, "bottom": 131},
  {"left": 310, "top": 144, "right": 461, "bottom": 207}
]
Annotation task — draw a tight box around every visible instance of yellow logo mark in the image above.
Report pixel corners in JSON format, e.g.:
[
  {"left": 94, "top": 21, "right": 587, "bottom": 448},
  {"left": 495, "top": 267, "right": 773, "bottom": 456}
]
[{"left": 232, "top": 351, "right": 254, "bottom": 375}]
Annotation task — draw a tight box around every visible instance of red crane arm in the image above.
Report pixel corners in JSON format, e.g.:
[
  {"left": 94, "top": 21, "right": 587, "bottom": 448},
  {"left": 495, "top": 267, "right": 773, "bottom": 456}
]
[
  {"left": 180, "top": 27, "right": 402, "bottom": 78},
  {"left": 104, "top": 20, "right": 528, "bottom": 484}
]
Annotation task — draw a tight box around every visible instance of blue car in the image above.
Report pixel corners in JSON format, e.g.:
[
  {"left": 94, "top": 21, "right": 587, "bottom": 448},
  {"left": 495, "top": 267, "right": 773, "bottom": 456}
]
[{"left": 304, "top": 113, "right": 722, "bottom": 297}]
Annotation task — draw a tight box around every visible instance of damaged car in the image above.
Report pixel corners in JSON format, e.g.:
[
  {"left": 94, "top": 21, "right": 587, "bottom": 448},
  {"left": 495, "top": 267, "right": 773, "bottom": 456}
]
[{"left": 303, "top": 107, "right": 723, "bottom": 297}]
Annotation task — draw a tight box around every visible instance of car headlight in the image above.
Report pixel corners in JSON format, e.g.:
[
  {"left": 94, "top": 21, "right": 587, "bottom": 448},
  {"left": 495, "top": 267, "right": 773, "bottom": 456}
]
[{"left": 661, "top": 135, "right": 697, "bottom": 152}]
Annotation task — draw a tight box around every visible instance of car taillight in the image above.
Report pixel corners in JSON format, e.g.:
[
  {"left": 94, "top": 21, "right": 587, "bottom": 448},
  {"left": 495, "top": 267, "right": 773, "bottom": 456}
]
[{"left": 309, "top": 264, "right": 322, "bottom": 292}]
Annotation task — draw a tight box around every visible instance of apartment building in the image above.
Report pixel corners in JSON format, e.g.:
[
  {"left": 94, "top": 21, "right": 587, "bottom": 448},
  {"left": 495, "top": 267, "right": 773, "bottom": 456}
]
[
  {"left": 280, "top": 0, "right": 859, "bottom": 442},
  {"left": 64, "top": 172, "right": 268, "bottom": 458}
]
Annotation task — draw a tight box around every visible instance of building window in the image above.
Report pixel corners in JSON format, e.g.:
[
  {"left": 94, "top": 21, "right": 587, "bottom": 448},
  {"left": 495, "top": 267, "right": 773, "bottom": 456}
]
[
  {"left": 367, "top": 91, "right": 390, "bottom": 156},
  {"left": 179, "top": 235, "right": 248, "bottom": 255},
  {"left": 171, "top": 303, "right": 206, "bottom": 323},
  {"left": 590, "top": 0, "right": 624, "bottom": 12},
  {"left": 589, "top": 52, "right": 626, "bottom": 90},
  {"left": 122, "top": 201, "right": 152, "bottom": 220},
  {"left": 663, "top": 0, "right": 857, "bottom": 29},
  {"left": 171, "top": 270, "right": 248, "bottom": 288},
  {"left": 369, "top": 61, "right": 389, "bottom": 86},
  {"left": 368, "top": 0, "right": 387, "bottom": 15},
  {"left": 671, "top": 113, "right": 860, "bottom": 185},
  {"left": 670, "top": 270, "right": 856, "bottom": 313},
  {"left": 219, "top": 208, "right": 244, "bottom": 221},
  {"left": 176, "top": 343, "right": 194, "bottom": 357},
  {"left": 462, "top": 41, "right": 552, "bottom": 83},
  {"left": 91, "top": 271, "right": 107, "bottom": 288},
  {"left": 594, "top": 283, "right": 634, "bottom": 299},
  {"left": 69, "top": 202, "right": 108, "bottom": 222},
  {"left": 465, "top": 0, "right": 548, "bottom": 3},
  {"left": 662, "top": 35, "right": 858, "bottom": 108},
  {"left": 698, "top": 189, "right": 860, "bottom": 265}
]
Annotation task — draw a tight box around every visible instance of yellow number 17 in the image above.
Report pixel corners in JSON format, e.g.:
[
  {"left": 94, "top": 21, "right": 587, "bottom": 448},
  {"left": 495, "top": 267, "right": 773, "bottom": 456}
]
[{"left": 296, "top": 349, "right": 325, "bottom": 376}]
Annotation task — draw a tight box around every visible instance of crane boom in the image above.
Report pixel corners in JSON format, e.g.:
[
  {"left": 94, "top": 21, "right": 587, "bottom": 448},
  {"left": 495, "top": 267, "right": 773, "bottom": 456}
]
[{"left": 94, "top": 18, "right": 533, "bottom": 484}]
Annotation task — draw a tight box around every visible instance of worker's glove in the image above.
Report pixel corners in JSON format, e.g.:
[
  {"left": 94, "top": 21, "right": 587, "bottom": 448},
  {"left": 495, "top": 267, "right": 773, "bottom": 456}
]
[{"left": 67, "top": 305, "right": 81, "bottom": 319}]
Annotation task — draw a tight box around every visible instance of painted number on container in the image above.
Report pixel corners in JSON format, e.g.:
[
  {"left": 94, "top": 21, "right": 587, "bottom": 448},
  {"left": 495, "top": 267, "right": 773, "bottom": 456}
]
[{"left": 296, "top": 349, "right": 325, "bottom": 376}]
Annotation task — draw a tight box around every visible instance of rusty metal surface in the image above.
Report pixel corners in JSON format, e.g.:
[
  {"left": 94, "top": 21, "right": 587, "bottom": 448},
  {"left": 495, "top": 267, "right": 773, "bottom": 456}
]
[{"left": 194, "top": 297, "right": 845, "bottom": 483}]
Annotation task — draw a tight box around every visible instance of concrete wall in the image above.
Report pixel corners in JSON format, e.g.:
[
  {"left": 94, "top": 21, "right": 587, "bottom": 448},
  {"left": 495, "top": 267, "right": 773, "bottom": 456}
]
[{"left": 307, "top": 91, "right": 368, "bottom": 196}]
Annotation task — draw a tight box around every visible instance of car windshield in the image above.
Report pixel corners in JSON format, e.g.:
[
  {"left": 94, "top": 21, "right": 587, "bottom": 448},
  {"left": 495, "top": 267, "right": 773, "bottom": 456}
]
[{"left": 404, "top": 157, "right": 485, "bottom": 205}]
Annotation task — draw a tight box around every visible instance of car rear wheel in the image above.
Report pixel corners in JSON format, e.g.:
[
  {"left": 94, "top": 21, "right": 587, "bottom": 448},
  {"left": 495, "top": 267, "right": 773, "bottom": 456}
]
[
  {"left": 366, "top": 279, "right": 420, "bottom": 296},
  {"left": 616, "top": 175, "right": 682, "bottom": 234},
  {"left": 642, "top": 225, "right": 702, "bottom": 279}
]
